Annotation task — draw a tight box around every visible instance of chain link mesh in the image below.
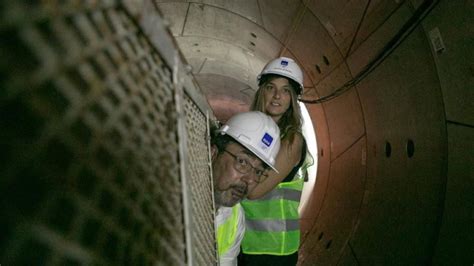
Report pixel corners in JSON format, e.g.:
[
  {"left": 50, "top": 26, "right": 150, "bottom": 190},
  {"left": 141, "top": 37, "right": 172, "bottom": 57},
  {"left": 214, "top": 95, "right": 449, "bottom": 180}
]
[
  {"left": 0, "top": 1, "right": 215, "bottom": 265},
  {"left": 183, "top": 95, "right": 217, "bottom": 265}
]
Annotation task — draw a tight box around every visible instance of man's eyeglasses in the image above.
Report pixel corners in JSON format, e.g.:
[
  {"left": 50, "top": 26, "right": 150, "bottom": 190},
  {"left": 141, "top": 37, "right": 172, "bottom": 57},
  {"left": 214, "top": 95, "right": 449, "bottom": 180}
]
[{"left": 223, "top": 149, "right": 268, "bottom": 183}]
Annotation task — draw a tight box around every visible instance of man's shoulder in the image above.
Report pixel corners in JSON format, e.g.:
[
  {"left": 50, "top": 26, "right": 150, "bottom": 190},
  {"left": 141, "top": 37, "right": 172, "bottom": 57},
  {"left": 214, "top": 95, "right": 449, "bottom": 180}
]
[{"left": 216, "top": 205, "right": 239, "bottom": 221}]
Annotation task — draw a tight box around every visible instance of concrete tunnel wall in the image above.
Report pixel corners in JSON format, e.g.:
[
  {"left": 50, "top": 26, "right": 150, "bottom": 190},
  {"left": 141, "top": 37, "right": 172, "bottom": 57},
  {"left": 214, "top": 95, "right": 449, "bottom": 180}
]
[
  {"left": 297, "top": 2, "right": 473, "bottom": 265},
  {"left": 0, "top": 1, "right": 472, "bottom": 265}
]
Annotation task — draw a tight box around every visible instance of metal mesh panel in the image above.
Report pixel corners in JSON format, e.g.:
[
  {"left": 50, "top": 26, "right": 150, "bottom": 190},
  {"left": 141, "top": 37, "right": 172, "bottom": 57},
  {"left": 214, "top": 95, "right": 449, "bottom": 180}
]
[
  {"left": 183, "top": 94, "right": 217, "bottom": 265},
  {"left": 1, "top": 1, "right": 189, "bottom": 265}
]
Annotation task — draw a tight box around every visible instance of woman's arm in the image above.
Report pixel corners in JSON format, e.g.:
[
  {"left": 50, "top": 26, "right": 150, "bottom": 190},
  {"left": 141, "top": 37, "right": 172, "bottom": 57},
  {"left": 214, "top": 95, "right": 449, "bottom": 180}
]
[{"left": 247, "top": 132, "right": 304, "bottom": 199}]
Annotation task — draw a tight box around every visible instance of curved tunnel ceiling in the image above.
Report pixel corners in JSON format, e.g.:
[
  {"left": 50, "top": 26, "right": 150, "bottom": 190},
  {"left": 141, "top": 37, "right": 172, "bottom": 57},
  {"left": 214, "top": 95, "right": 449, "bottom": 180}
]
[
  {"left": 157, "top": 0, "right": 472, "bottom": 264},
  {"left": 157, "top": 0, "right": 403, "bottom": 121}
]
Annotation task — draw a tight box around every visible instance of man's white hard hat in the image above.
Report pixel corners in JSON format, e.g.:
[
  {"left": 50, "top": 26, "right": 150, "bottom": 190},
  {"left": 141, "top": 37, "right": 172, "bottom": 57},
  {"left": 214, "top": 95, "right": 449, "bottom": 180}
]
[
  {"left": 257, "top": 56, "right": 304, "bottom": 95},
  {"left": 219, "top": 111, "right": 281, "bottom": 173}
]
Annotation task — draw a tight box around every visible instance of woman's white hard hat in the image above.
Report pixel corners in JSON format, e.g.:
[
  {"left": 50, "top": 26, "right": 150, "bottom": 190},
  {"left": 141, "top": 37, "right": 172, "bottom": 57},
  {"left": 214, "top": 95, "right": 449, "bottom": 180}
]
[
  {"left": 257, "top": 56, "right": 304, "bottom": 95},
  {"left": 219, "top": 111, "right": 281, "bottom": 173}
]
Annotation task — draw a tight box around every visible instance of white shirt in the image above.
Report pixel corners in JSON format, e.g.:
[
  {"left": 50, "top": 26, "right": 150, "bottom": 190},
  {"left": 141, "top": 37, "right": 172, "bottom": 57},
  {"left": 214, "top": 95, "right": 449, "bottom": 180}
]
[{"left": 215, "top": 204, "right": 245, "bottom": 266}]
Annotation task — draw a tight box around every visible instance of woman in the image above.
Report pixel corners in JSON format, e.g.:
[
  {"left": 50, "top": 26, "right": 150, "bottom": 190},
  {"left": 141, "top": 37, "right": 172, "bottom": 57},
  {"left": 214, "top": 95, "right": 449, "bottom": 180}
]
[{"left": 239, "top": 57, "right": 310, "bottom": 265}]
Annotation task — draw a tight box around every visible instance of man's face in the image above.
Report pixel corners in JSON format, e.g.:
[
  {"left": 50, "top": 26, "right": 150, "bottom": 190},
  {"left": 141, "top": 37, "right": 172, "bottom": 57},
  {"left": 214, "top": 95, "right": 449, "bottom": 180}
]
[{"left": 212, "top": 142, "right": 265, "bottom": 207}]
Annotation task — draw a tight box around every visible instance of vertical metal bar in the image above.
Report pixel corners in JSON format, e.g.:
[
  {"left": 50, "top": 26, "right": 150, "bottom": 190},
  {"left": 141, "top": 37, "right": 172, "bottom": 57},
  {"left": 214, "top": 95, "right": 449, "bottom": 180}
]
[
  {"left": 174, "top": 53, "right": 194, "bottom": 266},
  {"left": 206, "top": 109, "right": 219, "bottom": 263}
]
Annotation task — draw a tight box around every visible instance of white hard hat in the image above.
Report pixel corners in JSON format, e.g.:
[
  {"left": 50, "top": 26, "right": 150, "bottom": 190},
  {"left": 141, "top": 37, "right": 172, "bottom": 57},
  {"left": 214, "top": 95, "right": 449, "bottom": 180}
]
[
  {"left": 257, "top": 57, "right": 304, "bottom": 95},
  {"left": 219, "top": 111, "right": 281, "bottom": 173}
]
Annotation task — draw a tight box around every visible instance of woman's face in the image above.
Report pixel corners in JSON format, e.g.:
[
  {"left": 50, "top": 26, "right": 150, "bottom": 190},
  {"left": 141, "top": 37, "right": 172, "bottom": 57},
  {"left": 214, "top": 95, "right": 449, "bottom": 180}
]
[{"left": 262, "top": 77, "right": 293, "bottom": 122}]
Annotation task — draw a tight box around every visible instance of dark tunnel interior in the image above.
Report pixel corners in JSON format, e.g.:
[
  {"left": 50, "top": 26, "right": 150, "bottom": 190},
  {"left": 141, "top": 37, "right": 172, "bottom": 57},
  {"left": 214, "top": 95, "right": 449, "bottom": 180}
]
[{"left": 0, "top": 0, "right": 472, "bottom": 265}]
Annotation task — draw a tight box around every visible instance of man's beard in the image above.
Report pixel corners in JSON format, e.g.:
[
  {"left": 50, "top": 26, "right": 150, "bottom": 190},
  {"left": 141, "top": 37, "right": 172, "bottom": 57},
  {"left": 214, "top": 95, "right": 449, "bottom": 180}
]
[{"left": 215, "top": 184, "right": 248, "bottom": 207}]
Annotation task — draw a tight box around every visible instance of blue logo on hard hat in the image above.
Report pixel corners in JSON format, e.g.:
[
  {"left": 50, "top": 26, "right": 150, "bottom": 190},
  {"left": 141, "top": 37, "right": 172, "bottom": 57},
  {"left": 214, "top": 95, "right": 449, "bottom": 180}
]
[
  {"left": 280, "top": 60, "right": 288, "bottom": 67},
  {"left": 261, "top": 133, "right": 273, "bottom": 147}
]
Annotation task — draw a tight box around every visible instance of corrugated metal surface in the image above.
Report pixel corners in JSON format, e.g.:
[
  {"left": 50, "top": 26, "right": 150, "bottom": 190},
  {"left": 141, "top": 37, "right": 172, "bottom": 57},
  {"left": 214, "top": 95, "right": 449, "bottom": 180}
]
[{"left": 1, "top": 1, "right": 215, "bottom": 265}]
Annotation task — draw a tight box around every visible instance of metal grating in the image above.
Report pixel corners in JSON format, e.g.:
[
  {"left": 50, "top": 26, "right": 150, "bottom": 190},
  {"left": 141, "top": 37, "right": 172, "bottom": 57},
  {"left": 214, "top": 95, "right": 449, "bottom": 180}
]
[
  {"left": 183, "top": 94, "right": 217, "bottom": 265},
  {"left": 0, "top": 1, "right": 204, "bottom": 265}
]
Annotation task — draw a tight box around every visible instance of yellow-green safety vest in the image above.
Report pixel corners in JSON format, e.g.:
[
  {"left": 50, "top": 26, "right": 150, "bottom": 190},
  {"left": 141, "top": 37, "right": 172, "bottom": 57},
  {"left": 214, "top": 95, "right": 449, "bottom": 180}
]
[
  {"left": 240, "top": 178, "right": 304, "bottom": 255},
  {"left": 241, "top": 139, "right": 313, "bottom": 255},
  {"left": 217, "top": 204, "right": 241, "bottom": 256}
]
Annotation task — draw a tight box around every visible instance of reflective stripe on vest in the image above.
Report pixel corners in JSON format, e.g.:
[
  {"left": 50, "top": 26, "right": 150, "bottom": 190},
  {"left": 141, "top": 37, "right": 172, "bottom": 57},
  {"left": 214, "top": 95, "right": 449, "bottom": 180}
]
[
  {"left": 246, "top": 218, "right": 299, "bottom": 231},
  {"left": 254, "top": 188, "right": 301, "bottom": 202},
  {"left": 217, "top": 204, "right": 240, "bottom": 256},
  {"left": 241, "top": 178, "right": 304, "bottom": 255}
]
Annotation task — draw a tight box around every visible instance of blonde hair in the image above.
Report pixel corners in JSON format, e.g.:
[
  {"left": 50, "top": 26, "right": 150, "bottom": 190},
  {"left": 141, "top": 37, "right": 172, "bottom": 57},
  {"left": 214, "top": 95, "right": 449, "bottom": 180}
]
[{"left": 250, "top": 74, "right": 303, "bottom": 143}]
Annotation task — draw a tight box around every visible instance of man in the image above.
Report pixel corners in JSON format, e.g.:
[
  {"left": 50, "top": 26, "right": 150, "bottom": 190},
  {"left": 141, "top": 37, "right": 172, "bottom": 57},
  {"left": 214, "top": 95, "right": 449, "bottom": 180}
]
[{"left": 211, "top": 111, "right": 281, "bottom": 266}]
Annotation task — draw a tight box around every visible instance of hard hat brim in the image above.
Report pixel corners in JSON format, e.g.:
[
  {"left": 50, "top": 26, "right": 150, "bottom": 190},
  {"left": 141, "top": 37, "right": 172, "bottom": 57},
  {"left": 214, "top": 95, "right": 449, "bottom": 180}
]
[
  {"left": 218, "top": 132, "right": 279, "bottom": 174},
  {"left": 258, "top": 72, "right": 303, "bottom": 95}
]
